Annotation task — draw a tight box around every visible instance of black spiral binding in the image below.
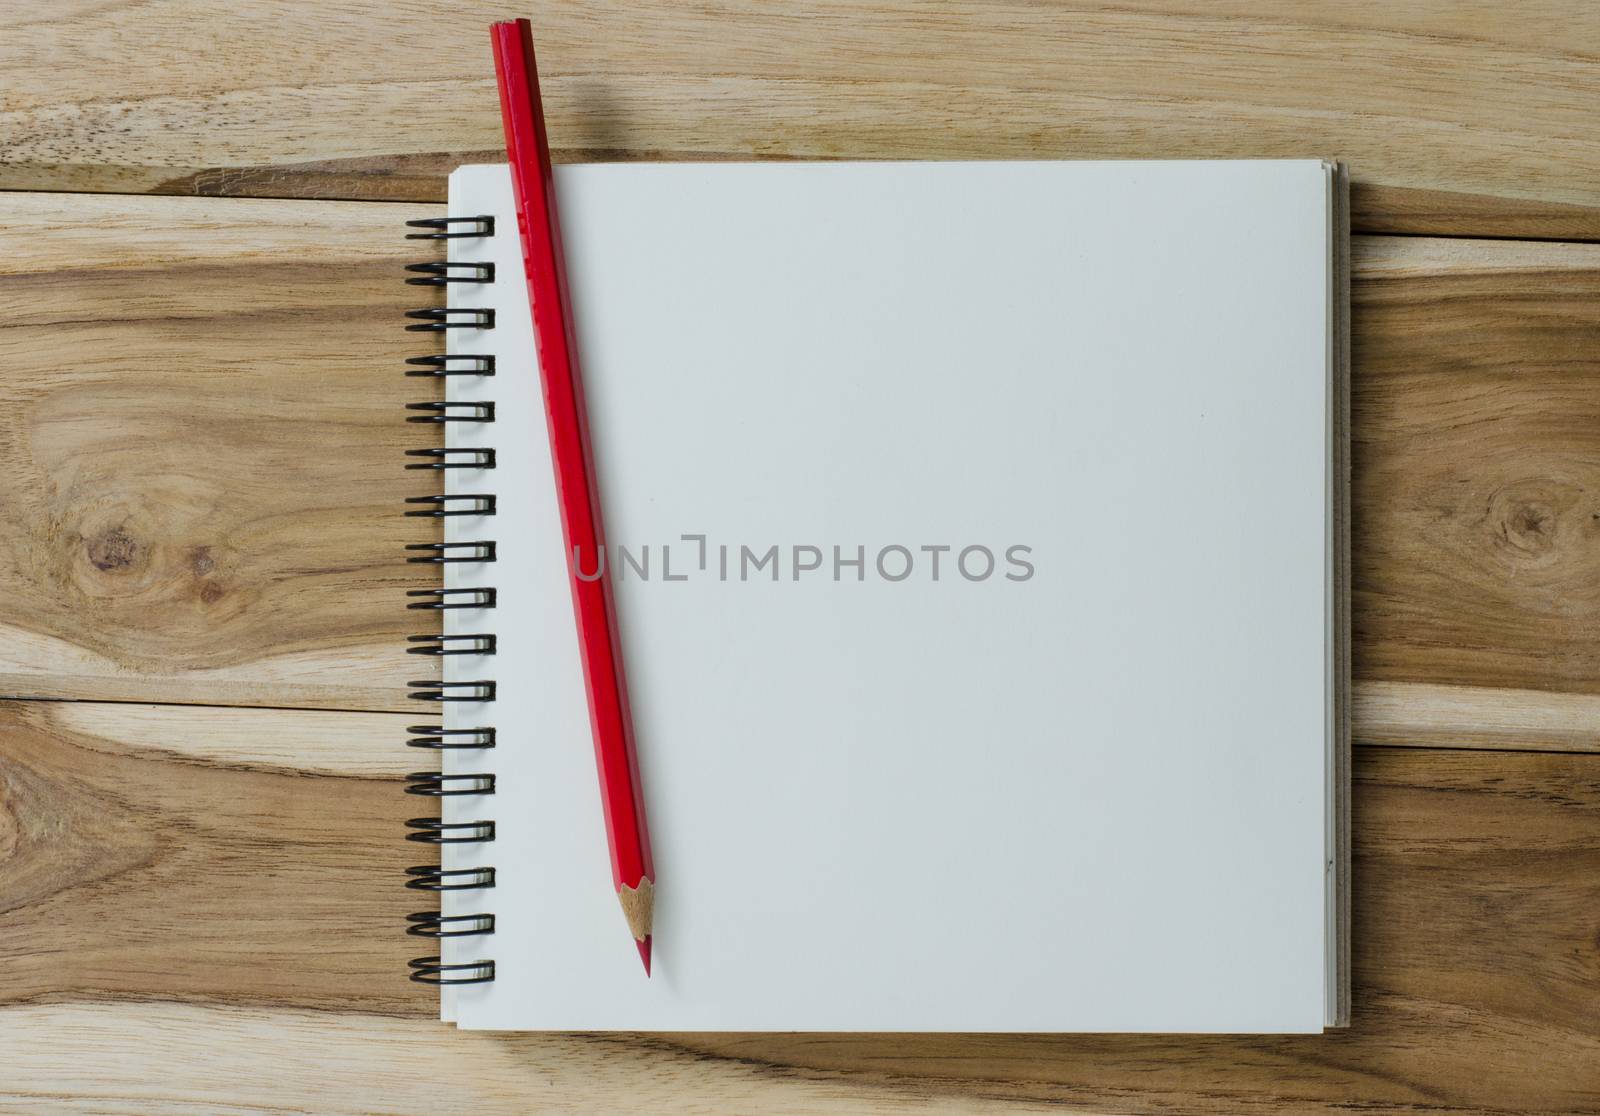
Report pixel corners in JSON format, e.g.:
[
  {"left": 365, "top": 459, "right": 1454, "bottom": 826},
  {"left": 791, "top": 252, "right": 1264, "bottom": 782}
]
[{"left": 404, "top": 214, "right": 498, "bottom": 987}]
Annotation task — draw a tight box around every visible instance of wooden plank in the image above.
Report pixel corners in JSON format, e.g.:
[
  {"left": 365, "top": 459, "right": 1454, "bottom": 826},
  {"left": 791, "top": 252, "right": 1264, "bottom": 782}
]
[
  {"left": 0, "top": 702, "right": 418, "bottom": 1013},
  {"left": 1, "top": 700, "right": 1596, "bottom": 1113},
  {"left": 34, "top": 702, "right": 410, "bottom": 777},
  {"left": 4, "top": 2, "right": 1600, "bottom": 238},
  {"left": 0, "top": 191, "right": 441, "bottom": 713},
  {"left": 1357, "top": 681, "right": 1600, "bottom": 753},
  {"left": 1352, "top": 236, "right": 1600, "bottom": 698},
  {"left": 6, "top": 191, "right": 1600, "bottom": 735}
]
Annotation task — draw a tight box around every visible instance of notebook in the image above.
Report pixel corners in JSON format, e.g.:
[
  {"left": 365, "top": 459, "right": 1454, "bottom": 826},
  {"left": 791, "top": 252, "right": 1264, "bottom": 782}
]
[{"left": 405, "top": 159, "right": 1350, "bottom": 1033}]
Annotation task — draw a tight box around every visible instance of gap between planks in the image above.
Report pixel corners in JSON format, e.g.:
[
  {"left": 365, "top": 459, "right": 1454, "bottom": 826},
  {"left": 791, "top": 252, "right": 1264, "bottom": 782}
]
[
  {"left": 5, "top": 682, "right": 1597, "bottom": 772},
  {"left": 4, "top": 183, "right": 1600, "bottom": 246}
]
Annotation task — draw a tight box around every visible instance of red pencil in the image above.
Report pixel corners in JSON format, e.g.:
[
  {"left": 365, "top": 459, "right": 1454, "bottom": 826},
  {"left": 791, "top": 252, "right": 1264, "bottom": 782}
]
[{"left": 490, "top": 18, "right": 655, "bottom": 976}]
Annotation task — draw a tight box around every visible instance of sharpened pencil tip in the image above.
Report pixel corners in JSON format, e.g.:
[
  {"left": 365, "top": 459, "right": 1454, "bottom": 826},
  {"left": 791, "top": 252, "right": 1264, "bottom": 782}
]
[{"left": 636, "top": 935, "right": 652, "bottom": 976}]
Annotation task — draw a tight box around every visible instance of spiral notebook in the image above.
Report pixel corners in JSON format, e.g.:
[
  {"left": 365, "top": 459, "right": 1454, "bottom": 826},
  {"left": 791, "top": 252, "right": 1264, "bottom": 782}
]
[{"left": 405, "top": 159, "right": 1351, "bottom": 1032}]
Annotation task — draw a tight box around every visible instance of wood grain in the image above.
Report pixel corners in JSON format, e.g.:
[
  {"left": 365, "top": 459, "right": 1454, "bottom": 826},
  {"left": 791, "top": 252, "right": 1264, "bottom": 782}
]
[
  {"left": 7, "top": 192, "right": 1600, "bottom": 738},
  {"left": 0, "top": 191, "right": 442, "bottom": 713},
  {"left": 0, "top": 701, "right": 418, "bottom": 1013},
  {"left": 6, "top": 5, "right": 1599, "bottom": 1111},
  {"left": 40, "top": 702, "right": 410, "bottom": 777},
  {"left": 1357, "top": 682, "right": 1600, "bottom": 753},
  {"left": 4, "top": 2, "right": 1600, "bottom": 238},
  {"left": 1352, "top": 236, "right": 1600, "bottom": 699},
  {"left": 2, "top": 700, "right": 1596, "bottom": 1113}
]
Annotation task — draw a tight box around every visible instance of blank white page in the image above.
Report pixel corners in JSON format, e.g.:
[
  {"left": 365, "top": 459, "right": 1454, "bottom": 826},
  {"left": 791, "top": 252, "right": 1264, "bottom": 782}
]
[{"left": 441, "top": 160, "right": 1334, "bottom": 1032}]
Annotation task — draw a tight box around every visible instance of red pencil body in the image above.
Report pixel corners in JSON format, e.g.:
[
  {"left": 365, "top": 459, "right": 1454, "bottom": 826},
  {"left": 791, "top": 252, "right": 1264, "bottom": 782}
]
[{"left": 491, "top": 19, "right": 655, "bottom": 971}]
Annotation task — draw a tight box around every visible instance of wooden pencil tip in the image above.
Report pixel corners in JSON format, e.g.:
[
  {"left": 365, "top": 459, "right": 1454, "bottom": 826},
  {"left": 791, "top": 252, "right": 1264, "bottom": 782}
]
[
  {"left": 617, "top": 877, "right": 654, "bottom": 941},
  {"left": 636, "top": 935, "right": 652, "bottom": 976}
]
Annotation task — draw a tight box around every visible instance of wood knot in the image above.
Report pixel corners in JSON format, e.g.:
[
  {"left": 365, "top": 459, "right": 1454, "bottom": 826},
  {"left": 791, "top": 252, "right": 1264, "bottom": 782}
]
[
  {"left": 0, "top": 767, "right": 19, "bottom": 861},
  {"left": 1500, "top": 500, "right": 1557, "bottom": 557},
  {"left": 1484, "top": 482, "right": 1576, "bottom": 568},
  {"left": 85, "top": 528, "right": 141, "bottom": 572},
  {"left": 1510, "top": 504, "right": 1551, "bottom": 538}
]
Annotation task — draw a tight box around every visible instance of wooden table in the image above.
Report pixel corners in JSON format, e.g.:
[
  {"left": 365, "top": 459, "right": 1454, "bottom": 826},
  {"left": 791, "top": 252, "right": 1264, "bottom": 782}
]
[{"left": 2, "top": 3, "right": 1597, "bottom": 1113}]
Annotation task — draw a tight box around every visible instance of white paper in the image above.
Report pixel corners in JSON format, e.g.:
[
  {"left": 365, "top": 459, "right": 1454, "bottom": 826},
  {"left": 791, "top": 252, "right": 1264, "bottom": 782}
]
[{"left": 440, "top": 160, "right": 1335, "bottom": 1032}]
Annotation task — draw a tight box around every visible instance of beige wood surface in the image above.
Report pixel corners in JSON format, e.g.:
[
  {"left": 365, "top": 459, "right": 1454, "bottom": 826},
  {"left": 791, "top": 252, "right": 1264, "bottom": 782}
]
[
  {"left": 2, "top": 192, "right": 1598, "bottom": 1113},
  {"left": 5, "top": 5, "right": 1600, "bottom": 1111},
  {"left": 3, "top": 2, "right": 1600, "bottom": 239},
  {"left": 2, "top": 702, "right": 1596, "bottom": 1114},
  {"left": 1353, "top": 236, "right": 1600, "bottom": 701},
  {"left": 5, "top": 193, "right": 1600, "bottom": 748},
  {"left": 0, "top": 193, "right": 440, "bottom": 713}
]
